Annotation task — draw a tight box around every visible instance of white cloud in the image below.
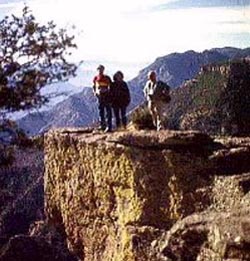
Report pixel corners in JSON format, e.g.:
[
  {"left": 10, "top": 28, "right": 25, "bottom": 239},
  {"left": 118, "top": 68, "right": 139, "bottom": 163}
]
[{"left": 1, "top": 0, "right": 250, "bottom": 63}]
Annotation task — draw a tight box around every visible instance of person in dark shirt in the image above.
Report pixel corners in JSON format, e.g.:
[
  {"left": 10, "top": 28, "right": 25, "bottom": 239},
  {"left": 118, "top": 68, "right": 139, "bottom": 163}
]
[
  {"left": 110, "top": 71, "right": 130, "bottom": 130},
  {"left": 93, "top": 65, "right": 112, "bottom": 132}
]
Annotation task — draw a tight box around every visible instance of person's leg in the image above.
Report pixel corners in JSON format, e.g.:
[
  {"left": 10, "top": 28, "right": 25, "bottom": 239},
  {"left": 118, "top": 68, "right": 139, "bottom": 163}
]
[
  {"left": 121, "top": 106, "right": 127, "bottom": 128},
  {"left": 155, "top": 102, "right": 166, "bottom": 131},
  {"left": 148, "top": 100, "right": 157, "bottom": 128},
  {"left": 98, "top": 101, "right": 106, "bottom": 130},
  {"left": 113, "top": 107, "right": 121, "bottom": 129},
  {"left": 105, "top": 104, "right": 112, "bottom": 131},
  {"left": 156, "top": 114, "right": 162, "bottom": 131}
]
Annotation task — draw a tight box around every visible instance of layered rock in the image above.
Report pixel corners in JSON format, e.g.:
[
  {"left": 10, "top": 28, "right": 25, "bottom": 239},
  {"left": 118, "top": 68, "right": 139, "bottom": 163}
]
[{"left": 44, "top": 129, "right": 250, "bottom": 260}]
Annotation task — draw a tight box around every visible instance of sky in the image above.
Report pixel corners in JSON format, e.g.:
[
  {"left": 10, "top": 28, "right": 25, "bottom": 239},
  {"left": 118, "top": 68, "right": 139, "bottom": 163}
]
[{"left": 0, "top": 0, "right": 250, "bottom": 65}]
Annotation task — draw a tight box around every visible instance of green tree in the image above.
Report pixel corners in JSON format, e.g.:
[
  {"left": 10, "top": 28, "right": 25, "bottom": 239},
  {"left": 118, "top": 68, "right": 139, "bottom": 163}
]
[
  {"left": 0, "top": 6, "right": 77, "bottom": 112},
  {"left": 0, "top": 6, "right": 78, "bottom": 164}
]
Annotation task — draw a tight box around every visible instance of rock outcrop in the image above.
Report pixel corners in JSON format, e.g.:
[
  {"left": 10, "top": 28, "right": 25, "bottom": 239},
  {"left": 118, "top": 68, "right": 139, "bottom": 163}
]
[
  {"left": 160, "top": 205, "right": 250, "bottom": 261},
  {"left": 44, "top": 129, "right": 250, "bottom": 260},
  {"left": 0, "top": 148, "right": 44, "bottom": 245},
  {"left": 163, "top": 59, "right": 250, "bottom": 135}
]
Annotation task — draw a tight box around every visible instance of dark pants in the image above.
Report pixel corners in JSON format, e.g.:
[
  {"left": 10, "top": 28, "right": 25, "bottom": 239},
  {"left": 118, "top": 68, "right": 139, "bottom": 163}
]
[
  {"left": 113, "top": 106, "right": 127, "bottom": 128},
  {"left": 98, "top": 100, "right": 112, "bottom": 130}
]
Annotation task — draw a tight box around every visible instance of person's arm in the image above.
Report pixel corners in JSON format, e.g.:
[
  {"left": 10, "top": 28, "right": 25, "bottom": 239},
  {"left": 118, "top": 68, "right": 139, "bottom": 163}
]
[
  {"left": 143, "top": 81, "right": 149, "bottom": 98},
  {"left": 124, "top": 82, "right": 131, "bottom": 104},
  {"left": 162, "top": 82, "right": 170, "bottom": 96},
  {"left": 109, "top": 81, "right": 114, "bottom": 96},
  {"left": 93, "top": 76, "right": 97, "bottom": 94},
  {"left": 106, "top": 76, "right": 112, "bottom": 90},
  {"left": 159, "top": 81, "right": 171, "bottom": 102}
]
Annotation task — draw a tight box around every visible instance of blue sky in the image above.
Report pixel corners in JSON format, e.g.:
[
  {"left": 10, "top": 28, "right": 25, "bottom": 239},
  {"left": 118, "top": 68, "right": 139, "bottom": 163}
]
[{"left": 0, "top": 0, "right": 249, "bottom": 63}]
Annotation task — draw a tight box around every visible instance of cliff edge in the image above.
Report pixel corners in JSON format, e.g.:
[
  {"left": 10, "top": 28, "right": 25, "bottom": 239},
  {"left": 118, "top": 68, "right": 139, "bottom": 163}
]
[{"left": 44, "top": 129, "right": 250, "bottom": 261}]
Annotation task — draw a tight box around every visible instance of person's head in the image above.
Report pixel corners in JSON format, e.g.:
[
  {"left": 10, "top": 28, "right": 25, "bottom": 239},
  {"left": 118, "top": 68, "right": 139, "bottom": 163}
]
[
  {"left": 148, "top": 71, "right": 157, "bottom": 82},
  {"left": 113, "top": 71, "right": 124, "bottom": 82},
  {"left": 97, "top": 64, "right": 105, "bottom": 75}
]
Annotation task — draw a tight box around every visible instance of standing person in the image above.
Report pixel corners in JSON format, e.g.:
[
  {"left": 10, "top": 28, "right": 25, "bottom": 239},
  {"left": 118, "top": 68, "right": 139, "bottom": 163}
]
[
  {"left": 110, "top": 71, "right": 130, "bottom": 130},
  {"left": 93, "top": 65, "right": 112, "bottom": 132},
  {"left": 144, "top": 71, "right": 171, "bottom": 131}
]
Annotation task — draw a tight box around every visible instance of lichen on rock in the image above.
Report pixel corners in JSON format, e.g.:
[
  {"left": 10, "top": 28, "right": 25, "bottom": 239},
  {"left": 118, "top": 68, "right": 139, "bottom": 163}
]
[{"left": 44, "top": 129, "right": 250, "bottom": 260}]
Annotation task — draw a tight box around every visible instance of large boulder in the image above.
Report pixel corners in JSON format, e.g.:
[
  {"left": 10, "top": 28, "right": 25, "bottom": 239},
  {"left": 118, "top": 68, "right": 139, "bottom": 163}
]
[
  {"left": 160, "top": 206, "right": 250, "bottom": 261},
  {"left": 44, "top": 129, "right": 250, "bottom": 260}
]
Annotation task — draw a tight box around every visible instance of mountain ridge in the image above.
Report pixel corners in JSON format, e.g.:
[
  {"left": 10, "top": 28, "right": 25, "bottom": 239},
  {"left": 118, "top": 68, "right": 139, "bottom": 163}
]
[{"left": 17, "top": 47, "right": 250, "bottom": 135}]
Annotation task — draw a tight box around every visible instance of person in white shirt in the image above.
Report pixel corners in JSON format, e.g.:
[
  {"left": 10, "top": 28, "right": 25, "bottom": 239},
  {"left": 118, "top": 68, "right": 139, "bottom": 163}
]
[{"left": 144, "top": 71, "right": 171, "bottom": 131}]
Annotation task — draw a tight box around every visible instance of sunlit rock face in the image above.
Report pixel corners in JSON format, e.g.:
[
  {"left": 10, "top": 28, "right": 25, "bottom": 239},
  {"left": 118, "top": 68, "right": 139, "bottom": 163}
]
[{"left": 44, "top": 129, "right": 250, "bottom": 261}]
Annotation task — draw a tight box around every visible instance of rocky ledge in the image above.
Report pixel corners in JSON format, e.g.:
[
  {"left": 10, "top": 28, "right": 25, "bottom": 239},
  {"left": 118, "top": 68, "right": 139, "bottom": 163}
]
[{"left": 44, "top": 129, "right": 250, "bottom": 261}]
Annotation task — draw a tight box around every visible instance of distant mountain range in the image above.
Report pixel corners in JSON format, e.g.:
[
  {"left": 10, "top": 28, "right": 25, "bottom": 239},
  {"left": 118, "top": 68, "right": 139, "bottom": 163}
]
[
  {"left": 17, "top": 47, "right": 250, "bottom": 135},
  {"left": 129, "top": 46, "right": 250, "bottom": 110},
  {"left": 18, "top": 88, "right": 97, "bottom": 135},
  {"left": 130, "top": 46, "right": 250, "bottom": 88},
  {"left": 10, "top": 60, "right": 145, "bottom": 120}
]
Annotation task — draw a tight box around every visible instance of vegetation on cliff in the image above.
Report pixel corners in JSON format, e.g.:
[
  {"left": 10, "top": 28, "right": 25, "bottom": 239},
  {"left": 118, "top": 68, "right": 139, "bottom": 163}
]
[{"left": 131, "top": 59, "right": 250, "bottom": 136}]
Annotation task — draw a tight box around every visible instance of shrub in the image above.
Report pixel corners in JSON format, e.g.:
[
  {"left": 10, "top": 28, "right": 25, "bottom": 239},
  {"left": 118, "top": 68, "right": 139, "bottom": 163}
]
[{"left": 130, "top": 104, "right": 154, "bottom": 130}]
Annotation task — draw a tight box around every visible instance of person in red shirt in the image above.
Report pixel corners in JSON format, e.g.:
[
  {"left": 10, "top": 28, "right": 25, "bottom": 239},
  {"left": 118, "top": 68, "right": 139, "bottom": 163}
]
[{"left": 93, "top": 65, "right": 112, "bottom": 132}]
